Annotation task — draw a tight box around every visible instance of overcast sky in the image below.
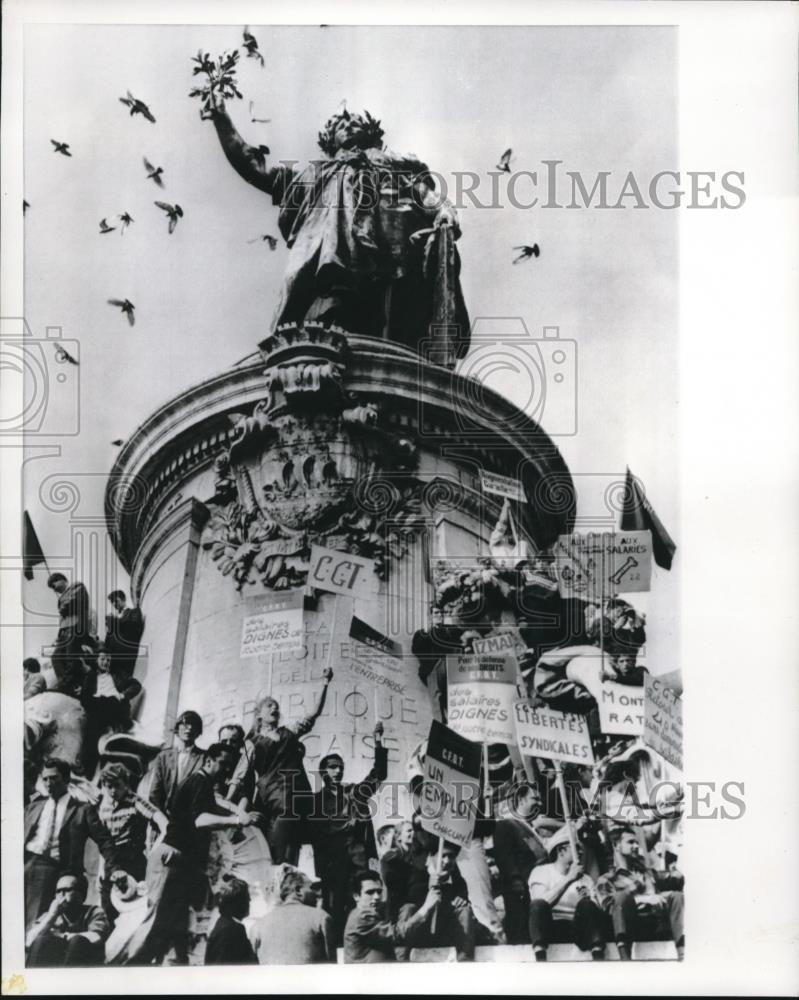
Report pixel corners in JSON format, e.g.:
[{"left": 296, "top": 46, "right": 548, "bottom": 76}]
[{"left": 22, "top": 23, "right": 677, "bottom": 656}]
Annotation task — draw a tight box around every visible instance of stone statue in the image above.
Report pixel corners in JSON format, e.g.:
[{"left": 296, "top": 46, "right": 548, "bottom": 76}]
[{"left": 207, "top": 103, "right": 470, "bottom": 362}]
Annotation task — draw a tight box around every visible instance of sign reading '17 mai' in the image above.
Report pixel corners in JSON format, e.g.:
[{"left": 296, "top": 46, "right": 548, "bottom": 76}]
[
  {"left": 307, "top": 544, "right": 375, "bottom": 599},
  {"left": 554, "top": 530, "right": 653, "bottom": 597}
]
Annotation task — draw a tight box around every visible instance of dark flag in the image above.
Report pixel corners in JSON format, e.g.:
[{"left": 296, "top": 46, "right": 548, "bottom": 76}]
[
  {"left": 22, "top": 511, "right": 47, "bottom": 580},
  {"left": 619, "top": 468, "right": 676, "bottom": 570}
]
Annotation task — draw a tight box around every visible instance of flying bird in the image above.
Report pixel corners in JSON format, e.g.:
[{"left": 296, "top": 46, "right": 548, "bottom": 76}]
[
  {"left": 119, "top": 91, "right": 156, "bottom": 123},
  {"left": 108, "top": 298, "right": 136, "bottom": 325},
  {"left": 248, "top": 234, "right": 278, "bottom": 249},
  {"left": 155, "top": 201, "right": 183, "bottom": 233},
  {"left": 99, "top": 218, "right": 116, "bottom": 234},
  {"left": 249, "top": 100, "right": 272, "bottom": 124},
  {"left": 496, "top": 148, "right": 513, "bottom": 173},
  {"left": 117, "top": 211, "right": 134, "bottom": 233},
  {"left": 143, "top": 157, "right": 164, "bottom": 186},
  {"left": 55, "top": 345, "right": 78, "bottom": 366},
  {"left": 23, "top": 200, "right": 30, "bottom": 214},
  {"left": 242, "top": 26, "right": 265, "bottom": 66},
  {"left": 111, "top": 439, "right": 124, "bottom": 446},
  {"left": 513, "top": 244, "right": 541, "bottom": 263},
  {"left": 51, "top": 140, "right": 72, "bottom": 156}
]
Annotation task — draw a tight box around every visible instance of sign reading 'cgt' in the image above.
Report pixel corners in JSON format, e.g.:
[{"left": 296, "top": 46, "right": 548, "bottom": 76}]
[{"left": 307, "top": 544, "right": 376, "bottom": 598}]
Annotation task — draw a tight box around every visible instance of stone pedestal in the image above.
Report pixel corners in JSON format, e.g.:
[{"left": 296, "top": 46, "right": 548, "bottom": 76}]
[{"left": 105, "top": 326, "right": 574, "bottom": 804}]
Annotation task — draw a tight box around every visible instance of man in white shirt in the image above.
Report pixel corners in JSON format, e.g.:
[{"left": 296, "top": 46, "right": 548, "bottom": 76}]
[
  {"left": 24, "top": 758, "right": 101, "bottom": 928},
  {"left": 527, "top": 826, "right": 609, "bottom": 960}
]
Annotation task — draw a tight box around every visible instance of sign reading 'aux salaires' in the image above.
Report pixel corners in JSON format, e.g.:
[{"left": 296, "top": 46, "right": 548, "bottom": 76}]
[{"left": 240, "top": 592, "right": 304, "bottom": 658}]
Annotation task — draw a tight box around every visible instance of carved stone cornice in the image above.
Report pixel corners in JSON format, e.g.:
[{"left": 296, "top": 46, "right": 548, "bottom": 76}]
[{"left": 106, "top": 328, "right": 575, "bottom": 576}]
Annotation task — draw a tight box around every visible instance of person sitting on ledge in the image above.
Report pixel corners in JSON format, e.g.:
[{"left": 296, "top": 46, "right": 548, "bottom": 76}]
[
  {"left": 26, "top": 871, "right": 111, "bottom": 967},
  {"left": 343, "top": 869, "right": 440, "bottom": 964},
  {"left": 249, "top": 868, "right": 334, "bottom": 965},
  {"left": 24, "top": 657, "right": 47, "bottom": 700},
  {"left": 398, "top": 839, "right": 477, "bottom": 962},
  {"left": 204, "top": 877, "right": 257, "bottom": 966},
  {"left": 527, "top": 826, "right": 608, "bottom": 961},
  {"left": 596, "top": 825, "right": 685, "bottom": 960}
]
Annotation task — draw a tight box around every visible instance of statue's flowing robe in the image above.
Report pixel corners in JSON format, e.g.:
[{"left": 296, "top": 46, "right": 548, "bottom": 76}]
[{"left": 266, "top": 146, "right": 469, "bottom": 360}]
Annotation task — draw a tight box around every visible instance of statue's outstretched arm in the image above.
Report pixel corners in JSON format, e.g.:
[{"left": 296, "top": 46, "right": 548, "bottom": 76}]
[{"left": 210, "top": 106, "right": 273, "bottom": 194}]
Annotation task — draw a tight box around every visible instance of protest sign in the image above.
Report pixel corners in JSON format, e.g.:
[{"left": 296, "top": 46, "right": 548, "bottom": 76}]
[
  {"left": 597, "top": 680, "right": 645, "bottom": 736},
  {"left": 480, "top": 470, "right": 525, "bottom": 501},
  {"left": 513, "top": 700, "right": 595, "bottom": 765},
  {"left": 419, "top": 720, "right": 482, "bottom": 848},
  {"left": 446, "top": 652, "right": 517, "bottom": 744},
  {"left": 553, "top": 530, "right": 653, "bottom": 597},
  {"left": 644, "top": 674, "right": 683, "bottom": 771},
  {"left": 307, "top": 544, "right": 375, "bottom": 599},
  {"left": 348, "top": 616, "right": 406, "bottom": 696},
  {"left": 240, "top": 592, "right": 304, "bottom": 658},
  {"left": 471, "top": 626, "right": 526, "bottom": 659}
]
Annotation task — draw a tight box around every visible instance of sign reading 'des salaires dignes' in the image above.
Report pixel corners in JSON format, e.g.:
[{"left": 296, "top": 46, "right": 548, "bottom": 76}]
[
  {"left": 419, "top": 720, "right": 482, "bottom": 848},
  {"left": 554, "top": 530, "right": 653, "bottom": 598},
  {"left": 643, "top": 674, "right": 683, "bottom": 771},
  {"left": 348, "top": 616, "right": 406, "bottom": 696},
  {"left": 446, "top": 652, "right": 517, "bottom": 744},
  {"left": 513, "top": 700, "right": 595, "bottom": 765},
  {"left": 307, "top": 544, "right": 375, "bottom": 599},
  {"left": 479, "top": 470, "right": 525, "bottom": 502},
  {"left": 240, "top": 591, "right": 304, "bottom": 658}
]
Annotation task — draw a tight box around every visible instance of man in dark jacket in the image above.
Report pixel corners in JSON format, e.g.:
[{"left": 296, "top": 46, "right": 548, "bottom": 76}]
[
  {"left": 343, "top": 870, "right": 439, "bottom": 963},
  {"left": 204, "top": 877, "right": 257, "bottom": 965},
  {"left": 596, "top": 825, "right": 685, "bottom": 960},
  {"left": 104, "top": 590, "right": 144, "bottom": 676},
  {"left": 148, "top": 710, "right": 206, "bottom": 815},
  {"left": 398, "top": 839, "right": 477, "bottom": 961},
  {"left": 24, "top": 758, "right": 107, "bottom": 928},
  {"left": 48, "top": 573, "right": 95, "bottom": 696},
  {"left": 493, "top": 782, "right": 553, "bottom": 943},
  {"left": 311, "top": 723, "right": 388, "bottom": 944}
]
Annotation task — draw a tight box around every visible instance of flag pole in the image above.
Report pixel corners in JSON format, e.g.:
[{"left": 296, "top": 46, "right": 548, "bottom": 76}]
[{"left": 552, "top": 760, "right": 579, "bottom": 863}]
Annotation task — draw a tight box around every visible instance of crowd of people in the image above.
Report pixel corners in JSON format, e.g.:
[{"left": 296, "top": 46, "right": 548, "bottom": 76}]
[{"left": 22, "top": 570, "right": 684, "bottom": 966}]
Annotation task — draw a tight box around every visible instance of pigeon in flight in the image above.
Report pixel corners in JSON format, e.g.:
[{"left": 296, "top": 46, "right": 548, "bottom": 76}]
[
  {"left": 119, "top": 91, "right": 156, "bottom": 123},
  {"left": 51, "top": 140, "right": 72, "bottom": 156},
  {"left": 513, "top": 244, "right": 541, "bottom": 263},
  {"left": 111, "top": 439, "right": 125, "bottom": 446},
  {"left": 23, "top": 200, "right": 30, "bottom": 214},
  {"left": 248, "top": 234, "right": 278, "bottom": 249},
  {"left": 143, "top": 157, "right": 164, "bottom": 187},
  {"left": 108, "top": 299, "right": 136, "bottom": 325},
  {"left": 496, "top": 148, "right": 513, "bottom": 173},
  {"left": 99, "top": 218, "right": 116, "bottom": 235},
  {"left": 243, "top": 26, "right": 265, "bottom": 66},
  {"left": 117, "top": 212, "right": 134, "bottom": 233},
  {"left": 155, "top": 201, "right": 183, "bottom": 233},
  {"left": 55, "top": 344, "right": 78, "bottom": 366},
  {"left": 249, "top": 100, "right": 271, "bottom": 124}
]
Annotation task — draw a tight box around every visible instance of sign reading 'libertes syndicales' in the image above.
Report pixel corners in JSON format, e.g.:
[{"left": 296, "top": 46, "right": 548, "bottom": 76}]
[{"left": 446, "top": 652, "right": 517, "bottom": 744}]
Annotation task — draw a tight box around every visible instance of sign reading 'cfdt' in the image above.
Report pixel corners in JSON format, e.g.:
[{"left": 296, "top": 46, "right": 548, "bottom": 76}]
[{"left": 308, "top": 544, "right": 375, "bottom": 599}]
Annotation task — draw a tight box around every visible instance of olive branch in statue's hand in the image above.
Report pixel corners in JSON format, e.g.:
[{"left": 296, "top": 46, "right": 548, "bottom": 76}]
[{"left": 189, "top": 49, "right": 243, "bottom": 119}]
